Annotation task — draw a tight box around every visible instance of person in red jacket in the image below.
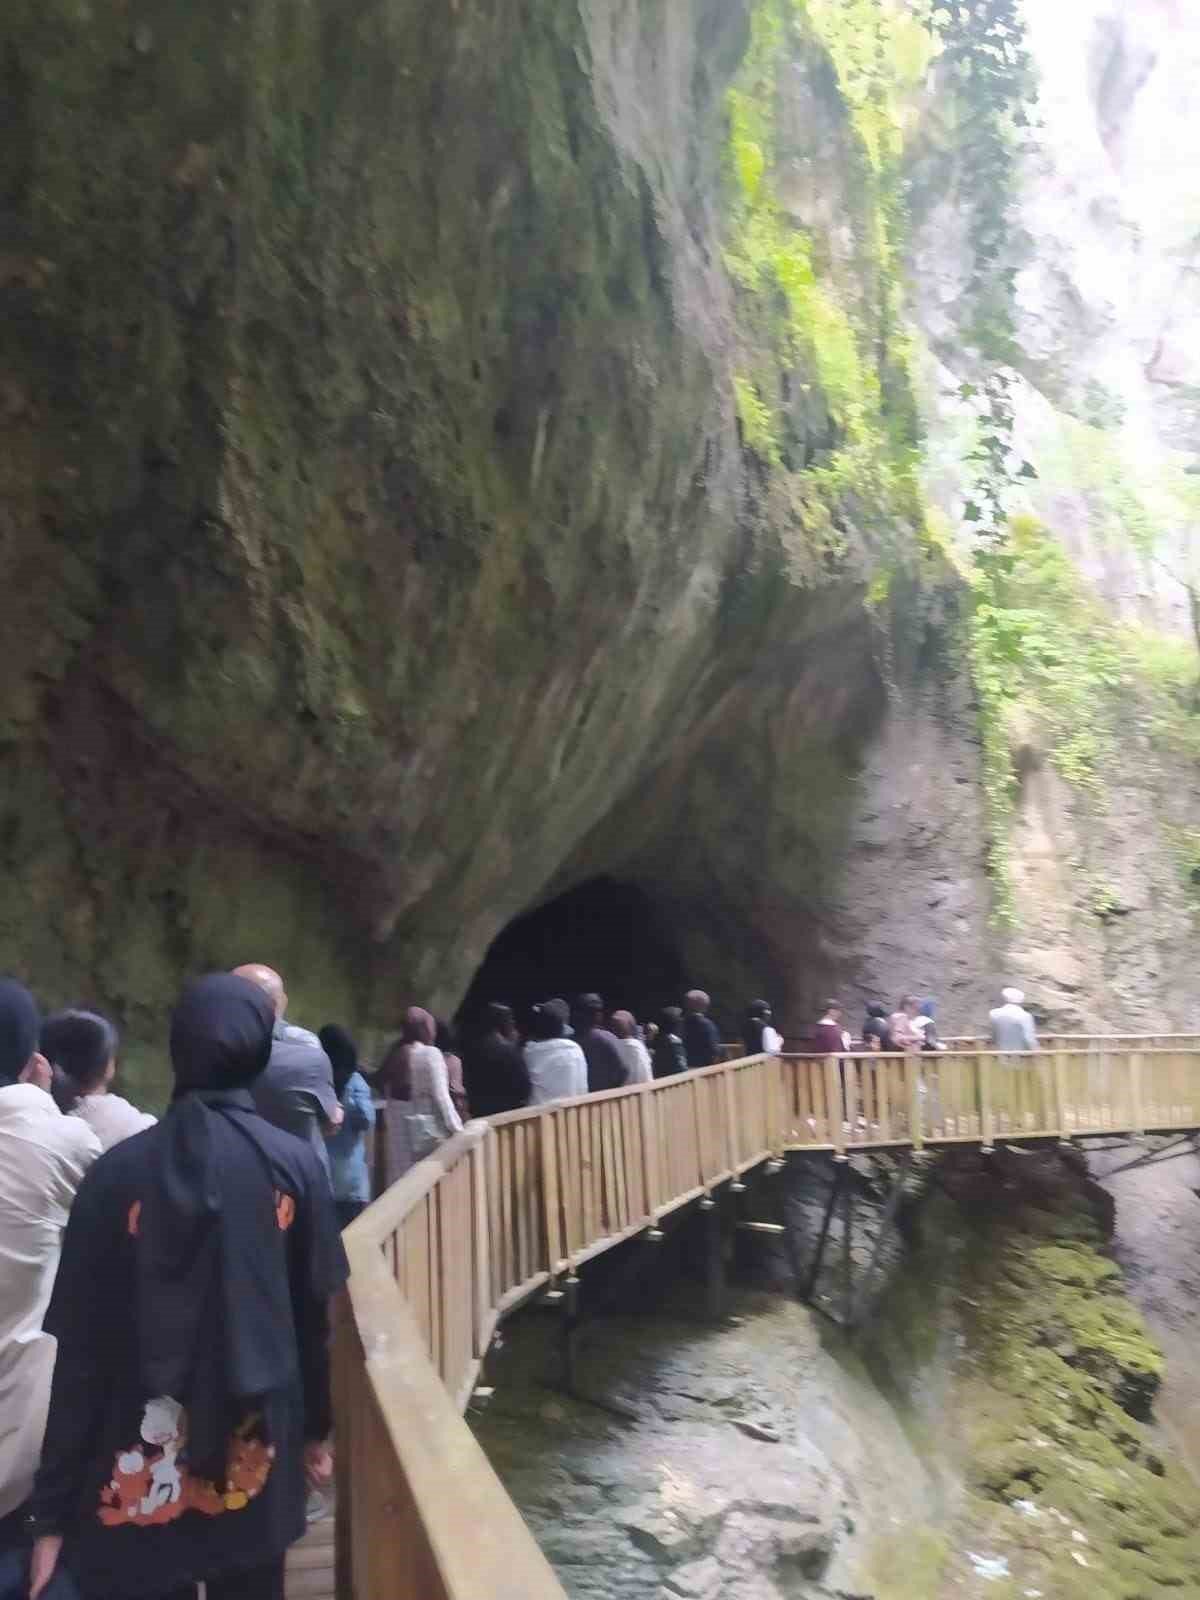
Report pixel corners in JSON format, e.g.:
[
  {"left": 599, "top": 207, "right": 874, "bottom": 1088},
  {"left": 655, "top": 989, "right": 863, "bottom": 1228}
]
[{"left": 811, "top": 1001, "right": 851, "bottom": 1056}]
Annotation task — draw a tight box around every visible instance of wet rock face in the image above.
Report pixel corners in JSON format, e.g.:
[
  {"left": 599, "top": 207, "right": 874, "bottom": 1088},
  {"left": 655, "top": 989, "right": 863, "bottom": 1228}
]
[
  {"left": 3, "top": 0, "right": 1199, "bottom": 1078},
  {"left": 615, "top": 1445, "right": 839, "bottom": 1594},
  {"left": 0, "top": 0, "right": 908, "bottom": 1078},
  {"left": 474, "top": 1286, "right": 938, "bottom": 1600}
]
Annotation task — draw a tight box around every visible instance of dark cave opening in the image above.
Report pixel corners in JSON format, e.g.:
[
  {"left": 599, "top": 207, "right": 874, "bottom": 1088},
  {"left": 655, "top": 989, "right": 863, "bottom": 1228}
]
[{"left": 457, "top": 875, "right": 691, "bottom": 1031}]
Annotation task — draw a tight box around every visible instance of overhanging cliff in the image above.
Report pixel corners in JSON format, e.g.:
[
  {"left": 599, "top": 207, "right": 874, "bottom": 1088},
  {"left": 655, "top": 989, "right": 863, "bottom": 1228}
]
[{"left": 3, "top": 0, "right": 1199, "bottom": 1091}]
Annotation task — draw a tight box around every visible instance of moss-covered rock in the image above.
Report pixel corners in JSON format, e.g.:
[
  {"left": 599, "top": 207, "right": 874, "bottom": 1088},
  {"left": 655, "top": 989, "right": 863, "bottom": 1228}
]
[
  {"left": 942, "top": 1154, "right": 1200, "bottom": 1598},
  {"left": 0, "top": 0, "right": 934, "bottom": 1081}
]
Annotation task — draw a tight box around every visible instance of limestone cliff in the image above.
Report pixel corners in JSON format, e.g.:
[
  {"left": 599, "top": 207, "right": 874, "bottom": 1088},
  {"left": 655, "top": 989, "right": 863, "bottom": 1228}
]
[{"left": 0, "top": 0, "right": 924, "bottom": 1085}]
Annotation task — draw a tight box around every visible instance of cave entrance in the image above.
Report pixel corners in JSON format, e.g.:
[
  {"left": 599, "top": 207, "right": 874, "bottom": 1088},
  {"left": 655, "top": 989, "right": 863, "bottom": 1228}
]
[{"left": 458, "top": 875, "right": 690, "bottom": 1029}]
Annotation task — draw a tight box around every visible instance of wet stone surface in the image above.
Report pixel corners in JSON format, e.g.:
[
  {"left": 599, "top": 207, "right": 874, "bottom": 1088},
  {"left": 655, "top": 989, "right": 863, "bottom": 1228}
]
[{"left": 471, "top": 1279, "right": 937, "bottom": 1600}]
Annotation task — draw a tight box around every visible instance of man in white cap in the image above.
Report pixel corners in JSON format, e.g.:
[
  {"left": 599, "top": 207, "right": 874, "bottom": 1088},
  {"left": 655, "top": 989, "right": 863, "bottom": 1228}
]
[{"left": 990, "top": 987, "right": 1039, "bottom": 1052}]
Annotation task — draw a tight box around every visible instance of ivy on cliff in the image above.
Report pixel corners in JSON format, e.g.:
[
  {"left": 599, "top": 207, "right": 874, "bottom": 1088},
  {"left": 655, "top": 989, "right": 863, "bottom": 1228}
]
[
  {"left": 911, "top": 0, "right": 1042, "bottom": 920},
  {"left": 724, "top": 0, "right": 925, "bottom": 579}
]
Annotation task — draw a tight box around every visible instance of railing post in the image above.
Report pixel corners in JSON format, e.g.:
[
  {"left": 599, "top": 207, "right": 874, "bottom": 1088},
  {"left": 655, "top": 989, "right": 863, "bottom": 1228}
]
[
  {"left": 540, "top": 1109, "right": 563, "bottom": 1278},
  {"left": 722, "top": 1061, "right": 739, "bottom": 1176},
  {"left": 824, "top": 1054, "right": 845, "bottom": 1154},
  {"left": 978, "top": 1051, "right": 995, "bottom": 1151},
  {"left": 843, "top": 1056, "right": 859, "bottom": 1144},
  {"left": 469, "top": 1133, "right": 492, "bottom": 1359},
  {"left": 1053, "top": 1050, "right": 1070, "bottom": 1144},
  {"left": 638, "top": 1086, "right": 660, "bottom": 1225},
  {"left": 1129, "top": 1051, "right": 1144, "bottom": 1136},
  {"left": 906, "top": 1053, "right": 924, "bottom": 1151}
]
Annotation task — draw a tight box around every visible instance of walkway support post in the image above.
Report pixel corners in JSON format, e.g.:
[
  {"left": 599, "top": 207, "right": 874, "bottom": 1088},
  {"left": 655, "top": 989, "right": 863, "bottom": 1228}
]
[
  {"left": 848, "top": 1152, "right": 912, "bottom": 1332},
  {"left": 1130, "top": 1052, "right": 1144, "bottom": 1136},
  {"left": 560, "top": 1274, "right": 581, "bottom": 1395},
  {"left": 700, "top": 1193, "right": 726, "bottom": 1322},
  {"left": 841, "top": 1161, "right": 854, "bottom": 1327},
  {"left": 802, "top": 1155, "right": 846, "bottom": 1303}
]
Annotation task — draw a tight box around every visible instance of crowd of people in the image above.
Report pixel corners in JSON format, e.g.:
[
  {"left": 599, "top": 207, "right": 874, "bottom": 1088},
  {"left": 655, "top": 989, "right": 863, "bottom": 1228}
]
[
  {"left": 0, "top": 966, "right": 346, "bottom": 1600},
  {"left": 0, "top": 961, "right": 789, "bottom": 1600},
  {"left": 0, "top": 956, "right": 1042, "bottom": 1600},
  {"left": 808, "top": 988, "right": 1040, "bottom": 1056}
]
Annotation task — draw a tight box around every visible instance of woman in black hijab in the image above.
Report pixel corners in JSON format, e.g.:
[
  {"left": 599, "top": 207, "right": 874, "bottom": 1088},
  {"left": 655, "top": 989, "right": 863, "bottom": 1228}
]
[{"left": 27, "top": 975, "right": 347, "bottom": 1600}]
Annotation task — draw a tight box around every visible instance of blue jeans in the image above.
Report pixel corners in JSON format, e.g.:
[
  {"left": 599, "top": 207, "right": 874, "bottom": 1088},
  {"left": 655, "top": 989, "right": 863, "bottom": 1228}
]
[{"left": 0, "top": 1544, "right": 82, "bottom": 1599}]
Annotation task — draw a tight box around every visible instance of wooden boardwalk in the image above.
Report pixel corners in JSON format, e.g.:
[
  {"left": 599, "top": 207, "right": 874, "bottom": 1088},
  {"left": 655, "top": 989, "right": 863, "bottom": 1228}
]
[
  {"left": 285, "top": 1502, "right": 336, "bottom": 1600},
  {"left": 324, "top": 1042, "right": 1200, "bottom": 1600}
]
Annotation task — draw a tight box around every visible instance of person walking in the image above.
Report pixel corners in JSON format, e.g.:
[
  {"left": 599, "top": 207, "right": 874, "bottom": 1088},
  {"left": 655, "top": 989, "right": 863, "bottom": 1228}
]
[
  {"left": 888, "top": 995, "right": 922, "bottom": 1054},
  {"left": 0, "top": 982, "right": 101, "bottom": 1528},
  {"left": 524, "top": 1001, "right": 588, "bottom": 1105},
  {"left": 318, "top": 1025, "right": 376, "bottom": 1230},
  {"left": 24, "top": 973, "right": 348, "bottom": 1600},
  {"left": 743, "top": 1000, "right": 783, "bottom": 1056},
  {"left": 682, "top": 991, "right": 721, "bottom": 1069},
  {"left": 43, "top": 1010, "right": 155, "bottom": 1152},
  {"left": 572, "top": 994, "right": 627, "bottom": 1093},
  {"left": 811, "top": 1001, "right": 851, "bottom": 1056},
  {"left": 912, "top": 998, "right": 944, "bottom": 1052},
  {"left": 990, "top": 987, "right": 1039, "bottom": 1051},
  {"left": 461, "top": 1004, "right": 530, "bottom": 1118},
  {"left": 652, "top": 1008, "right": 688, "bottom": 1078},
  {"left": 233, "top": 965, "right": 342, "bottom": 1181},
  {"left": 610, "top": 1012, "right": 652, "bottom": 1085},
  {"left": 861, "top": 1003, "right": 893, "bottom": 1052},
  {"left": 435, "top": 1018, "right": 469, "bottom": 1121},
  {"left": 399, "top": 1008, "right": 463, "bottom": 1162}
]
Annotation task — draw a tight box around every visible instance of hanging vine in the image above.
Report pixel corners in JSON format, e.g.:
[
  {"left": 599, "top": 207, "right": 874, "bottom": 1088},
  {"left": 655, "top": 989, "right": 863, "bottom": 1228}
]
[{"left": 914, "top": 2, "right": 1041, "bottom": 920}]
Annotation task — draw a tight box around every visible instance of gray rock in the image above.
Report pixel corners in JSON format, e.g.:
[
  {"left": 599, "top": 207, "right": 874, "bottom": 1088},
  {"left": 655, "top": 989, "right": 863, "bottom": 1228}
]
[
  {"left": 734, "top": 1419, "right": 782, "bottom": 1443},
  {"left": 662, "top": 1557, "right": 724, "bottom": 1598},
  {"left": 617, "top": 1503, "right": 698, "bottom": 1561}
]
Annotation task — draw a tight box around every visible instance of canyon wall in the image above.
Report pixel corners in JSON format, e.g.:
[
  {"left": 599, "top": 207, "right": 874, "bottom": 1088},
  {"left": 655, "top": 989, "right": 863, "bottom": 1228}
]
[{"left": 1, "top": 0, "right": 1198, "bottom": 1087}]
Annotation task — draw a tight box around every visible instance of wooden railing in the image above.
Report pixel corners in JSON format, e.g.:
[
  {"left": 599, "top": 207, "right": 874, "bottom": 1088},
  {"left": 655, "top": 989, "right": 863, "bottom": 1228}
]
[
  {"left": 334, "top": 1046, "right": 1200, "bottom": 1598},
  {"left": 942, "top": 1033, "right": 1200, "bottom": 1051}
]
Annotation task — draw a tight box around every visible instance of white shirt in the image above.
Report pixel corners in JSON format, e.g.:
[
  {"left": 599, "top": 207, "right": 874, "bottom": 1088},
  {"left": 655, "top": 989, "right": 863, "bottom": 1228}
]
[
  {"left": 72, "top": 1091, "right": 156, "bottom": 1152},
  {"left": 615, "top": 1037, "right": 653, "bottom": 1085},
  {"left": 524, "top": 1038, "right": 589, "bottom": 1105},
  {"left": 408, "top": 1043, "right": 463, "bottom": 1136},
  {"left": 0, "top": 1083, "right": 101, "bottom": 1516},
  {"left": 762, "top": 1025, "right": 784, "bottom": 1055},
  {"left": 990, "top": 1003, "right": 1038, "bottom": 1052}
]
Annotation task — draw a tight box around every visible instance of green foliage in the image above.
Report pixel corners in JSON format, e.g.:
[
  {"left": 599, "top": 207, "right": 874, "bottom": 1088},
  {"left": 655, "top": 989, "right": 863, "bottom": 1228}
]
[
  {"left": 969, "top": 517, "right": 1125, "bottom": 920},
  {"left": 803, "top": 0, "right": 933, "bottom": 173},
  {"left": 923, "top": 0, "right": 1038, "bottom": 544},
  {"left": 1168, "top": 827, "right": 1200, "bottom": 901},
  {"left": 733, "top": 375, "right": 781, "bottom": 466},
  {"left": 724, "top": 0, "right": 924, "bottom": 564}
]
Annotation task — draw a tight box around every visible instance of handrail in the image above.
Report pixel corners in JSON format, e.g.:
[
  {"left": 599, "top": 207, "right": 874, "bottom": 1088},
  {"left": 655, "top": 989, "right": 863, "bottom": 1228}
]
[{"left": 334, "top": 1044, "right": 1200, "bottom": 1598}]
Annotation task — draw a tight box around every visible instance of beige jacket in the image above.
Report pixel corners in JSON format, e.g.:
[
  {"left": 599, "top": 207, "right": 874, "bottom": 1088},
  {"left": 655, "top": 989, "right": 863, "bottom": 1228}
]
[{"left": 0, "top": 1083, "right": 100, "bottom": 1516}]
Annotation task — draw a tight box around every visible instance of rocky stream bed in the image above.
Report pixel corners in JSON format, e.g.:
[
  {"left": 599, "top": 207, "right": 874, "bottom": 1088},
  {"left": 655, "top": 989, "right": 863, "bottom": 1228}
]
[{"left": 474, "top": 1150, "right": 1200, "bottom": 1599}]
